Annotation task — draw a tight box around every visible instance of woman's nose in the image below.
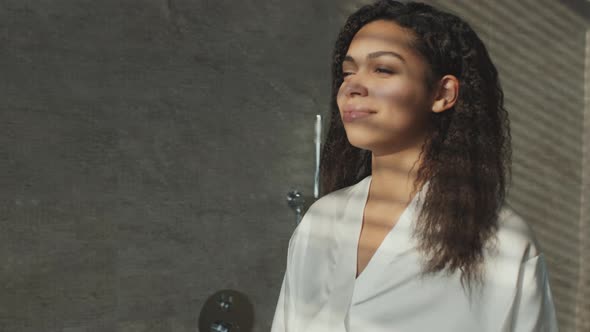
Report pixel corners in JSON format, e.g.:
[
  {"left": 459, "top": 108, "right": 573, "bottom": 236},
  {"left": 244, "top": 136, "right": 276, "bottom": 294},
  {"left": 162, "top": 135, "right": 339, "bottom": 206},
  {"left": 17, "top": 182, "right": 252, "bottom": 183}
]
[{"left": 343, "top": 76, "right": 368, "bottom": 98}]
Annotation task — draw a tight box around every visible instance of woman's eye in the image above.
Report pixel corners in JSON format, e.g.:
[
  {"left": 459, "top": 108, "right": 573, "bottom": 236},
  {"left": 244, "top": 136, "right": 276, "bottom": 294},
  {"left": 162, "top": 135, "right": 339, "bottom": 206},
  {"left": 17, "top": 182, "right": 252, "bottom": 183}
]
[
  {"left": 376, "top": 67, "right": 394, "bottom": 74},
  {"left": 342, "top": 68, "right": 393, "bottom": 77}
]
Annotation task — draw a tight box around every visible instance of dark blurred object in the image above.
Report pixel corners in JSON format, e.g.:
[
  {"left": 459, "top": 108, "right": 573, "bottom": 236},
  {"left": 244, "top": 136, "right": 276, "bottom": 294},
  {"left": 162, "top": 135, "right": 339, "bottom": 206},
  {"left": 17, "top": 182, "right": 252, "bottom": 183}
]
[{"left": 199, "top": 289, "right": 254, "bottom": 332}]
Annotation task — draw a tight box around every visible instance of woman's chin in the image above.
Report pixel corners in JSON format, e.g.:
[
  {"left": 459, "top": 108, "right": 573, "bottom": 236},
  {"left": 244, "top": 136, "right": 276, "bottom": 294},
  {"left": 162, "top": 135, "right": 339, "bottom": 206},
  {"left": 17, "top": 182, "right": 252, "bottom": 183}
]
[{"left": 344, "top": 132, "right": 376, "bottom": 151}]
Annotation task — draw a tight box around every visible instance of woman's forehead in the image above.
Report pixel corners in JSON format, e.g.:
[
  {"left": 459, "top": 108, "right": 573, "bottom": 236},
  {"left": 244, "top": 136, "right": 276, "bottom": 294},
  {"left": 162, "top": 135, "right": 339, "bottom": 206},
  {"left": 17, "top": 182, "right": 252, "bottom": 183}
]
[
  {"left": 348, "top": 21, "right": 415, "bottom": 57},
  {"left": 352, "top": 20, "right": 415, "bottom": 45},
  {"left": 345, "top": 21, "right": 430, "bottom": 82}
]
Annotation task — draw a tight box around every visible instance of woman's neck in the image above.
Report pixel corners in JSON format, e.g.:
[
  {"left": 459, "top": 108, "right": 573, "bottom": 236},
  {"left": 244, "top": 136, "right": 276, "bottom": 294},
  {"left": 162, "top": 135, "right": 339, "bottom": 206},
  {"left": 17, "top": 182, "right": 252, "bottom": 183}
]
[{"left": 370, "top": 142, "right": 424, "bottom": 204}]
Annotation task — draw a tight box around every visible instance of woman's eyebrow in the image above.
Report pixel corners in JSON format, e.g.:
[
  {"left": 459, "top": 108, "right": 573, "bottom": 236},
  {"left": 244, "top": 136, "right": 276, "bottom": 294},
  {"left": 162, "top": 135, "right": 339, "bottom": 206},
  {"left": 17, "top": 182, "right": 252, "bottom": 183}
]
[{"left": 343, "top": 51, "right": 406, "bottom": 64}]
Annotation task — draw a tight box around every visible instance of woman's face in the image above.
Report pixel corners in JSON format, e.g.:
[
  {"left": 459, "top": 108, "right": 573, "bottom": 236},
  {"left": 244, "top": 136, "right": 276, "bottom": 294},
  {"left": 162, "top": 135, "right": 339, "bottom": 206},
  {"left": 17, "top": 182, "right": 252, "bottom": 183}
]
[{"left": 337, "top": 19, "right": 434, "bottom": 155}]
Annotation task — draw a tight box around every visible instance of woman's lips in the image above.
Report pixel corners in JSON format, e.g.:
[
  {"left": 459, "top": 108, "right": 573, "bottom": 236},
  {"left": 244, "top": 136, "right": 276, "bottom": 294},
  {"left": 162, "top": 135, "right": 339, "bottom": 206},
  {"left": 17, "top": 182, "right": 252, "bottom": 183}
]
[{"left": 342, "top": 110, "right": 376, "bottom": 122}]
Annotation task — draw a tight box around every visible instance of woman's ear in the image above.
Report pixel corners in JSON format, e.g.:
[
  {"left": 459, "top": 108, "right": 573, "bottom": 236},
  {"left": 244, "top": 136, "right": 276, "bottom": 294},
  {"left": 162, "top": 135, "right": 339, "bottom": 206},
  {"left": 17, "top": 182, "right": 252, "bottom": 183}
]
[{"left": 431, "top": 75, "right": 459, "bottom": 113}]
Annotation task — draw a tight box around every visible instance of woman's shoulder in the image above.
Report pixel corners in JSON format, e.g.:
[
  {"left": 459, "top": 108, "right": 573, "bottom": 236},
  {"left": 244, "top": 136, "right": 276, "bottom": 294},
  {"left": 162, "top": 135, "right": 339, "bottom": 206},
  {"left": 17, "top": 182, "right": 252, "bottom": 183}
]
[
  {"left": 304, "top": 179, "right": 363, "bottom": 217},
  {"left": 286, "top": 183, "right": 359, "bottom": 259},
  {"left": 291, "top": 180, "right": 363, "bottom": 239},
  {"left": 491, "top": 204, "right": 543, "bottom": 262}
]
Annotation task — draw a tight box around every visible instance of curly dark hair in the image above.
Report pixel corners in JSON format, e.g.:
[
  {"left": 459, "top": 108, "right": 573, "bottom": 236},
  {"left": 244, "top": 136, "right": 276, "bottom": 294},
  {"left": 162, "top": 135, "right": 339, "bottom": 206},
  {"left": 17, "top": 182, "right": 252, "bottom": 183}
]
[{"left": 320, "top": 0, "right": 511, "bottom": 292}]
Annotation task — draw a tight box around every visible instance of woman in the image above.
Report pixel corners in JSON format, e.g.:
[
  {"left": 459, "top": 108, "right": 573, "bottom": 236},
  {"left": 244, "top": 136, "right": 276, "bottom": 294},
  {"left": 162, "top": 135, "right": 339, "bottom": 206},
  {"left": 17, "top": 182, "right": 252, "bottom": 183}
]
[{"left": 271, "top": 1, "right": 558, "bottom": 331}]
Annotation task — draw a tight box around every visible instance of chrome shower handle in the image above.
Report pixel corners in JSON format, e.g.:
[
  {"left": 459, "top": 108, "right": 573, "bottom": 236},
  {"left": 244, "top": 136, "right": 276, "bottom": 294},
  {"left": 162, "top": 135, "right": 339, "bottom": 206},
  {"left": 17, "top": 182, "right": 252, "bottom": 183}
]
[{"left": 286, "top": 190, "right": 305, "bottom": 225}]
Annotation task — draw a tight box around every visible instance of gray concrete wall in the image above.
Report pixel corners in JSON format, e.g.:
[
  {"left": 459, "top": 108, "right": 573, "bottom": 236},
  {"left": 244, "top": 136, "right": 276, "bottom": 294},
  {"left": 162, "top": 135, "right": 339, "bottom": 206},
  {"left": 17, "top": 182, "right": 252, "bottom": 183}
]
[
  {"left": 0, "top": 0, "right": 350, "bottom": 330},
  {"left": 0, "top": 0, "right": 588, "bottom": 331}
]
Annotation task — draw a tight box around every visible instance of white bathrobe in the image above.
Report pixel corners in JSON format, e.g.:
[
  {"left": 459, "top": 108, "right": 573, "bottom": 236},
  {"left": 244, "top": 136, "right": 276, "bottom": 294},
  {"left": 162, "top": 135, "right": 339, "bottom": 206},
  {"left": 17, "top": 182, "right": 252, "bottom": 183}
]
[{"left": 271, "top": 175, "right": 558, "bottom": 332}]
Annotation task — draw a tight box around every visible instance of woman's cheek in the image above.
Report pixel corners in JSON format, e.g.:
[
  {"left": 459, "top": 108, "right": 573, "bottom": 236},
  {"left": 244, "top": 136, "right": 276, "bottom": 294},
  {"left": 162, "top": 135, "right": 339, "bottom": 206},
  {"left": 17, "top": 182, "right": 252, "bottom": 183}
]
[
  {"left": 373, "top": 82, "right": 425, "bottom": 132},
  {"left": 373, "top": 82, "right": 416, "bottom": 110}
]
